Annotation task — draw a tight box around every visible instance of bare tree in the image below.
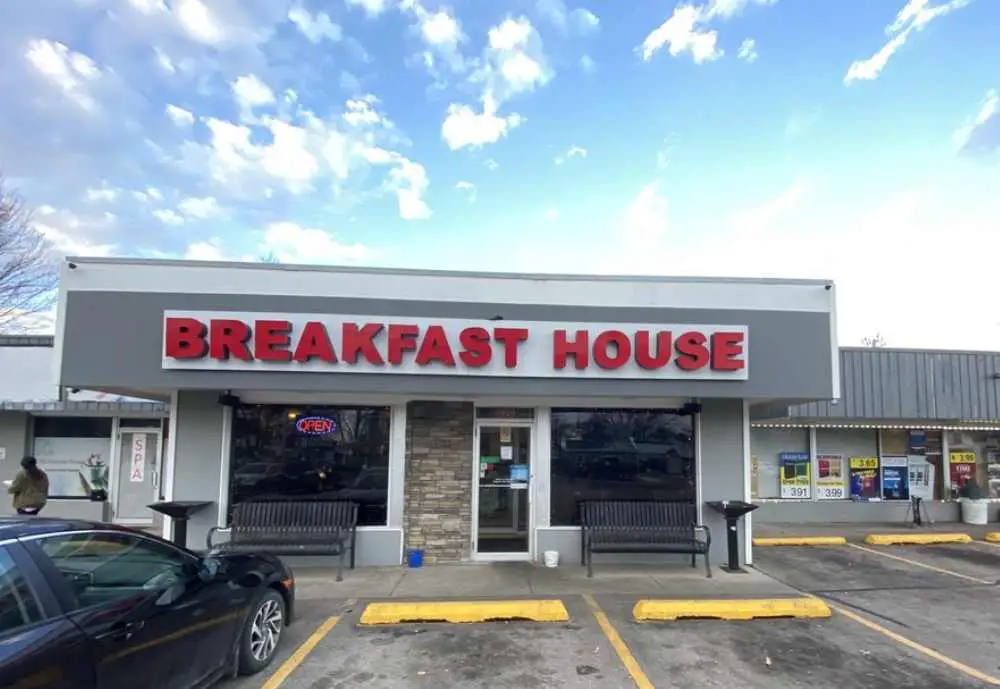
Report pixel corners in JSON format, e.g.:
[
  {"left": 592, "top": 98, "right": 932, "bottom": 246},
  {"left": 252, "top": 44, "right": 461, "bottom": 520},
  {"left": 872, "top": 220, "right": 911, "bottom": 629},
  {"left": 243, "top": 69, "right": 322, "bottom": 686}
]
[
  {"left": 0, "top": 177, "right": 57, "bottom": 333},
  {"left": 862, "top": 332, "right": 887, "bottom": 348}
]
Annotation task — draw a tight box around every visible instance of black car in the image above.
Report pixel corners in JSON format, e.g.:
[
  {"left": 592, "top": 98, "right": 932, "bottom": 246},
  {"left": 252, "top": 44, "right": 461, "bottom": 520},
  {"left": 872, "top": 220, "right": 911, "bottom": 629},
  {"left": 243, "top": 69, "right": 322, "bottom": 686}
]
[{"left": 0, "top": 517, "right": 295, "bottom": 689}]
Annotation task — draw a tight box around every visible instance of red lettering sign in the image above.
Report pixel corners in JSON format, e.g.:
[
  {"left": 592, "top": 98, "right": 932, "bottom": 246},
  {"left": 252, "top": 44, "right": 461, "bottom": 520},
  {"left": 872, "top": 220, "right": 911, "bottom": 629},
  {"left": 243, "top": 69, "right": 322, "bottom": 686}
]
[{"left": 162, "top": 317, "right": 747, "bottom": 376}]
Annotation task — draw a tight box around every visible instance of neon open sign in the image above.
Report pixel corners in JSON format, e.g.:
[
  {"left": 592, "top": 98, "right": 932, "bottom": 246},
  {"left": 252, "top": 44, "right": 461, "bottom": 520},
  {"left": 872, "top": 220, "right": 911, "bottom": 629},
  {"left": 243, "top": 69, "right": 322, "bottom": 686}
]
[{"left": 295, "top": 416, "right": 337, "bottom": 436}]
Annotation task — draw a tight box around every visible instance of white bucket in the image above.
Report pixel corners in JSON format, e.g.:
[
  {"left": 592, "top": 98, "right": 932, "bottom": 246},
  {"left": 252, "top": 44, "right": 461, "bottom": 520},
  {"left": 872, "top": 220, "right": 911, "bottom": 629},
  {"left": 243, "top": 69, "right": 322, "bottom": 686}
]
[
  {"left": 543, "top": 550, "right": 560, "bottom": 568},
  {"left": 961, "top": 498, "right": 989, "bottom": 525}
]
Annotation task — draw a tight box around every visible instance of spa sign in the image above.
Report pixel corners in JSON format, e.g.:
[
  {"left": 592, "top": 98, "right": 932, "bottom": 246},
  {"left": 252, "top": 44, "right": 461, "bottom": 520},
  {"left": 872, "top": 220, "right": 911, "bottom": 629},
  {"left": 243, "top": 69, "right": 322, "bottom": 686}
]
[{"left": 161, "top": 311, "right": 748, "bottom": 380}]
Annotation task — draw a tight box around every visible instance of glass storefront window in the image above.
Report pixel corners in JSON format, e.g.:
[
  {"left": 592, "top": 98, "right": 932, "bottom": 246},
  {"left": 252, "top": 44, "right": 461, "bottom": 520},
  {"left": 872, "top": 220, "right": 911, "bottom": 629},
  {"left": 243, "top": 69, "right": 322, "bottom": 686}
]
[
  {"left": 946, "top": 430, "right": 1000, "bottom": 499},
  {"left": 817, "top": 428, "right": 878, "bottom": 501},
  {"left": 749, "top": 428, "right": 810, "bottom": 499},
  {"left": 31, "top": 416, "right": 113, "bottom": 499},
  {"left": 549, "top": 408, "right": 695, "bottom": 526},
  {"left": 880, "top": 429, "right": 944, "bottom": 500},
  {"left": 228, "top": 405, "right": 391, "bottom": 526}
]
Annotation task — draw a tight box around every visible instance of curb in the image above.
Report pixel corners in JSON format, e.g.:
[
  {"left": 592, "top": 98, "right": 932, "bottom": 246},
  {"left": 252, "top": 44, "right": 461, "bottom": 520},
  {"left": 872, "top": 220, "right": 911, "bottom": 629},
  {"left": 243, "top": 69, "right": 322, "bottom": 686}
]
[
  {"left": 633, "top": 597, "right": 831, "bottom": 622},
  {"left": 985, "top": 532, "right": 1000, "bottom": 543},
  {"left": 358, "top": 599, "right": 570, "bottom": 625},
  {"left": 864, "top": 533, "right": 972, "bottom": 545},
  {"left": 753, "top": 536, "right": 847, "bottom": 546}
]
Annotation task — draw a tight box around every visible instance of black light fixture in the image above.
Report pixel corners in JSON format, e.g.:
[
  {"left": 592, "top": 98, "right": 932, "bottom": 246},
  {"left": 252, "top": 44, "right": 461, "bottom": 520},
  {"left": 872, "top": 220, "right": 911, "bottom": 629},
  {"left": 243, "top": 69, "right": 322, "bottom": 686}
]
[
  {"left": 680, "top": 402, "right": 702, "bottom": 415},
  {"left": 488, "top": 314, "right": 504, "bottom": 321},
  {"left": 217, "top": 391, "right": 242, "bottom": 407},
  {"left": 992, "top": 373, "right": 1000, "bottom": 380}
]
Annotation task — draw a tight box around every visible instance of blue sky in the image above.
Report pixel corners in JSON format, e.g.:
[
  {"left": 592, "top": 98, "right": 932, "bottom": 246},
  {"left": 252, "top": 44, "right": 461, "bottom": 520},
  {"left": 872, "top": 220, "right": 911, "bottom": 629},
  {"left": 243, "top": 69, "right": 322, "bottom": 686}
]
[{"left": 0, "top": 0, "right": 998, "bottom": 348}]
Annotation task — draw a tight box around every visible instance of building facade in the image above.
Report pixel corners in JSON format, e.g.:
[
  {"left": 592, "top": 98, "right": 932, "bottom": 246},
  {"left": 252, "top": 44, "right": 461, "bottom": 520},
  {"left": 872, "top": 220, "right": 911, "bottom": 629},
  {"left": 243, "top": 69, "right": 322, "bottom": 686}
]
[
  {"left": 53, "top": 258, "right": 839, "bottom": 568},
  {"left": 0, "top": 335, "right": 168, "bottom": 523},
  {"left": 752, "top": 347, "right": 1000, "bottom": 523}
]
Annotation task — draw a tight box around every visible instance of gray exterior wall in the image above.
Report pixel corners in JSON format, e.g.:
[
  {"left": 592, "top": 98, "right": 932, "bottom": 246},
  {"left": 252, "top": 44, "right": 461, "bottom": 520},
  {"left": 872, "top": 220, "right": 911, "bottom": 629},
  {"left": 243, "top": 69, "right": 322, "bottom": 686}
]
[
  {"left": 59, "top": 291, "right": 835, "bottom": 402},
  {"left": 770, "top": 348, "right": 1000, "bottom": 421},
  {"left": 171, "top": 391, "right": 225, "bottom": 550},
  {"left": 753, "top": 500, "right": 966, "bottom": 524}
]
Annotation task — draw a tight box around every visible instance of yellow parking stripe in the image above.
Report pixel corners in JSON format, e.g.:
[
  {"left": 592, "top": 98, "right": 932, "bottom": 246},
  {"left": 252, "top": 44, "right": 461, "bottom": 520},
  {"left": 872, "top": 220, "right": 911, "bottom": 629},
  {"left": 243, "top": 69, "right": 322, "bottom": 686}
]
[
  {"left": 359, "top": 600, "right": 569, "bottom": 624},
  {"left": 261, "top": 615, "right": 340, "bottom": 689},
  {"left": 830, "top": 602, "right": 1000, "bottom": 686},
  {"left": 583, "top": 594, "right": 654, "bottom": 689},
  {"left": 633, "top": 597, "right": 830, "bottom": 621},
  {"left": 985, "top": 532, "right": 1000, "bottom": 543},
  {"left": 864, "top": 533, "right": 972, "bottom": 545},
  {"left": 847, "top": 544, "right": 992, "bottom": 584},
  {"left": 753, "top": 536, "right": 847, "bottom": 546}
]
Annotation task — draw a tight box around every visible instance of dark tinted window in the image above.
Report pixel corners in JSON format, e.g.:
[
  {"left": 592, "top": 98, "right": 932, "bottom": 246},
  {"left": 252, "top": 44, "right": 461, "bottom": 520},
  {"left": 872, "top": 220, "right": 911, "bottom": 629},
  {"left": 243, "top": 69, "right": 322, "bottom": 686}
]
[
  {"left": 229, "top": 405, "right": 391, "bottom": 526},
  {"left": 39, "top": 532, "right": 191, "bottom": 609},
  {"left": 550, "top": 409, "right": 695, "bottom": 526},
  {"left": 32, "top": 417, "right": 113, "bottom": 438},
  {"left": 0, "top": 548, "right": 44, "bottom": 634}
]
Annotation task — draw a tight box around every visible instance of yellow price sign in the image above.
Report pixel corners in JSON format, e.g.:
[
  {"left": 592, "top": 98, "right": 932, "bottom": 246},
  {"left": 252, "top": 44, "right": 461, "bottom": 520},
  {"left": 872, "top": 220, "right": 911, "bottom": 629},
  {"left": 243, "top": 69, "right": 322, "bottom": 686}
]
[
  {"left": 949, "top": 452, "right": 977, "bottom": 465},
  {"left": 849, "top": 457, "right": 879, "bottom": 470}
]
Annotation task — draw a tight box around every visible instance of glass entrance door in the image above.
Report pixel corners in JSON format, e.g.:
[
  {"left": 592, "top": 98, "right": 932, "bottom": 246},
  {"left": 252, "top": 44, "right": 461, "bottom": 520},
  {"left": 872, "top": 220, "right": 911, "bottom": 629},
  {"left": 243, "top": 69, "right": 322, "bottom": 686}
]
[
  {"left": 475, "top": 424, "right": 531, "bottom": 557},
  {"left": 113, "top": 431, "right": 159, "bottom": 523}
]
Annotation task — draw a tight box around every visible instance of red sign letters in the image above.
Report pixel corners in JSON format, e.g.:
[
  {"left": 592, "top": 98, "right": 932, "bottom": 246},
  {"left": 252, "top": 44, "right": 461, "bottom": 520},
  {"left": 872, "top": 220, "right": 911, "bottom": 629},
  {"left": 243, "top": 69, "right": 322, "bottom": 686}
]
[{"left": 163, "top": 317, "right": 746, "bottom": 374}]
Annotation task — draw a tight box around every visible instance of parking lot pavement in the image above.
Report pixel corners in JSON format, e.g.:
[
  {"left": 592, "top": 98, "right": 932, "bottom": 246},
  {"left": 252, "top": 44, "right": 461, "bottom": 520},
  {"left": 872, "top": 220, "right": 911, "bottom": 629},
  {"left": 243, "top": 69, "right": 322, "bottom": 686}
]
[{"left": 228, "top": 589, "right": 1000, "bottom": 688}]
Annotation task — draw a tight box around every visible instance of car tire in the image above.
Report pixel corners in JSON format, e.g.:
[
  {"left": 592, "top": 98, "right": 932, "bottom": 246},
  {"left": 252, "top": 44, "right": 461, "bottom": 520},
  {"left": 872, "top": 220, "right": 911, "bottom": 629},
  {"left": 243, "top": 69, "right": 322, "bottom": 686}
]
[{"left": 237, "top": 589, "right": 286, "bottom": 676}]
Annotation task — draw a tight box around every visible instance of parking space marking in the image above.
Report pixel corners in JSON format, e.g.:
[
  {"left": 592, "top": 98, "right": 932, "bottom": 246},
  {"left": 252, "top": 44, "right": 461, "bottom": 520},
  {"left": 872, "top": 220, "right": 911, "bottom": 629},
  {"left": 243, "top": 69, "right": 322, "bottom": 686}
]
[
  {"left": 847, "top": 543, "right": 993, "bottom": 584},
  {"left": 829, "top": 602, "right": 1000, "bottom": 686},
  {"left": 583, "top": 594, "right": 654, "bottom": 689},
  {"left": 260, "top": 615, "right": 340, "bottom": 689}
]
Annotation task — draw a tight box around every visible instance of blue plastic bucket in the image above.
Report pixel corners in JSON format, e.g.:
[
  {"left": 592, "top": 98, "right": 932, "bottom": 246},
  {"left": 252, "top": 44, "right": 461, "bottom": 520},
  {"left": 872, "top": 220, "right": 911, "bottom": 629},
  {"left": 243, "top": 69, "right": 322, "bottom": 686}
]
[{"left": 407, "top": 548, "right": 424, "bottom": 568}]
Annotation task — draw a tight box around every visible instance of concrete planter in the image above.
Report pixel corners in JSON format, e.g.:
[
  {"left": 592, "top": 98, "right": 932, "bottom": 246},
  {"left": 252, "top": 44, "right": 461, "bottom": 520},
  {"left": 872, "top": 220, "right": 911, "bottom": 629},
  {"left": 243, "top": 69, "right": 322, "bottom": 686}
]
[{"left": 960, "top": 498, "right": 989, "bottom": 525}]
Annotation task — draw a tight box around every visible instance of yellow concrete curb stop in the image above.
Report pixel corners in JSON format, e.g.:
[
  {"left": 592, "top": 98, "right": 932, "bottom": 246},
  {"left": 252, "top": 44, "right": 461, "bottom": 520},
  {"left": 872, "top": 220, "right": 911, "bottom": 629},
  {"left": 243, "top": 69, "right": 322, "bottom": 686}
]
[
  {"left": 864, "top": 533, "right": 972, "bottom": 545},
  {"left": 633, "top": 597, "right": 831, "bottom": 622},
  {"left": 753, "top": 536, "right": 847, "bottom": 546},
  {"left": 985, "top": 532, "right": 1000, "bottom": 543},
  {"left": 359, "top": 600, "right": 570, "bottom": 625}
]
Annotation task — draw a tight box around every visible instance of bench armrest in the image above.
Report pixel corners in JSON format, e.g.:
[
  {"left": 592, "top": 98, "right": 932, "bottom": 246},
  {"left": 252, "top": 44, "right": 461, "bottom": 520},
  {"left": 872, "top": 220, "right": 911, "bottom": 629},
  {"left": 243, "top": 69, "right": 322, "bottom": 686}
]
[
  {"left": 206, "top": 526, "right": 228, "bottom": 550},
  {"left": 692, "top": 523, "right": 712, "bottom": 548}
]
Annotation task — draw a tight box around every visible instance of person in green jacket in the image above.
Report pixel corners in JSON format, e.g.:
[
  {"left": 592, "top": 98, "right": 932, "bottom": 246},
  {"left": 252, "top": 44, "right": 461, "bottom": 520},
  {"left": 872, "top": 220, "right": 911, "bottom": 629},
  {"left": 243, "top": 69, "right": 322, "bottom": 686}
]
[{"left": 9, "top": 456, "right": 49, "bottom": 515}]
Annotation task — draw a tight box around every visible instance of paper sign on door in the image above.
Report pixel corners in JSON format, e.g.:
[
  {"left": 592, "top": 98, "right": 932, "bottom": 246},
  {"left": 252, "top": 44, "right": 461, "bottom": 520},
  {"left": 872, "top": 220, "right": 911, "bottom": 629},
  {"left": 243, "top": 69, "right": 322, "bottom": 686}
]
[{"left": 130, "top": 435, "right": 147, "bottom": 482}]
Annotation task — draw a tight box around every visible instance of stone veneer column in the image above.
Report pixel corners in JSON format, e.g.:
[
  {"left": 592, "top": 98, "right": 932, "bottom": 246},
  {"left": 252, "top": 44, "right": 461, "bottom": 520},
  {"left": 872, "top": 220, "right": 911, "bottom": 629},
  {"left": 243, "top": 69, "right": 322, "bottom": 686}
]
[{"left": 403, "top": 401, "right": 474, "bottom": 564}]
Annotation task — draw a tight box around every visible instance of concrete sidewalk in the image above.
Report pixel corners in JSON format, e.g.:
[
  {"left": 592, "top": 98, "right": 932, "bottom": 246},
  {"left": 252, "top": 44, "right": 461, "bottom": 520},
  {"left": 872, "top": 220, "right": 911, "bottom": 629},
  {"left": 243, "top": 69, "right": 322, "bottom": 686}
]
[{"left": 289, "top": 561, "right": 797, "bottom": 600}]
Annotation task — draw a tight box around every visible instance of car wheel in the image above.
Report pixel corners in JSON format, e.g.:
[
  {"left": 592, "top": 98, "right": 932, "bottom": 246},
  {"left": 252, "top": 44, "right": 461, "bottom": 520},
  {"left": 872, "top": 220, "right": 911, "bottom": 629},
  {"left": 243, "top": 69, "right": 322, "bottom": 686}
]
[{"left": 238, "top": 589, "right": 285, "bottom": 676}]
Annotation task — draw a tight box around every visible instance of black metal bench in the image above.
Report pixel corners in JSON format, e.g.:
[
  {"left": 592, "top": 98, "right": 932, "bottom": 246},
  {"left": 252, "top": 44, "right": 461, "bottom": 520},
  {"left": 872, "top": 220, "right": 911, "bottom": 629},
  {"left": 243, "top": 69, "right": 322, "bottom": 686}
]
[
  {"left": 206, "top": 500, "right": 359, "bottom": 581},
  {"left": 579, "top": 499, "right": 712, "bottom": 578}
]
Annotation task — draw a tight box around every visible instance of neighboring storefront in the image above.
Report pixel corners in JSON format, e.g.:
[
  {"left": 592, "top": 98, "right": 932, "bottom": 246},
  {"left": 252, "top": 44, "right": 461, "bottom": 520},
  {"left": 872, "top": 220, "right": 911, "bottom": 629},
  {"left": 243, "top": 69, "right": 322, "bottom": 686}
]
[
  {"left": 54, "top": 258, "right": 838, "bottom": 567},
  {"left": 0, "top": 335, "right": 168, "bottom": 522},
  {"left": 751, "top": 347, "right": 1000, "bottom": 522}
]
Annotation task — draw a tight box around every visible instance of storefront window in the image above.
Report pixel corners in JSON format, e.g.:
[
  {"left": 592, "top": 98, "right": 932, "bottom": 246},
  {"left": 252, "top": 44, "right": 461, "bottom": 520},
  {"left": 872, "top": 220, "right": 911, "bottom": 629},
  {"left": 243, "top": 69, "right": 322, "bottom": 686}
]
[
  {"left": 880, "top": 429, "right": 944, "bottom": 500},
  {"left": 549, "top": 408, "right": 695, "bottom": 526},
  {"left": 749, "top": 428, "right": 810, "bottom": 499},
  {"left": 816, "top": 428, "right": 878, "bottom": 501},
  {"left": 228, "top": 405, "right": 391, "bottom": 526},
  {"left": 31, "top": 416, "right": 112, "bottom": 499},
  {"left": 945, "top": 430, "right": 1000, "bottom": 499}
]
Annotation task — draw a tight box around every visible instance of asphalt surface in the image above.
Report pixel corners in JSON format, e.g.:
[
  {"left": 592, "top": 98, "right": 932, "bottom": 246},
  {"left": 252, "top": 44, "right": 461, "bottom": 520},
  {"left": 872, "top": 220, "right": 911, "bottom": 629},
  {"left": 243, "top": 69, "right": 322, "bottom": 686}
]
[{"left": 225, "top": 541, "right": 1000, "bottom": 688}]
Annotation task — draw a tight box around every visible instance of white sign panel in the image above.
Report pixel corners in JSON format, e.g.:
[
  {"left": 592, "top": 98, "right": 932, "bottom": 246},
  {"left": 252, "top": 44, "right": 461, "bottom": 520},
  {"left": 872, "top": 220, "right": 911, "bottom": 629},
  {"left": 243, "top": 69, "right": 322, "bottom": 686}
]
[
  {"left": 161, "top": 311, "right": 749, "bottom": 381},
  {"left": 907, "top": 456, "right": 935, "bottom": 501},
  {"left": 130, "top": 434, "right": 147, "bottom": 483}
]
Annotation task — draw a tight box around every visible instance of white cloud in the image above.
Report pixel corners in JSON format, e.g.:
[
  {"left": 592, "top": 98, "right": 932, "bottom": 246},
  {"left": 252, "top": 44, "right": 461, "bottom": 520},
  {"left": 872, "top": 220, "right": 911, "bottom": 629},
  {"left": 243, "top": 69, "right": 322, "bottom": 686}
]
[
  {"left": 954, "top": 89, "right": 1000, "bottom": 157},
  {"left": 153, "top": 208, "right": 185, "bottom": 226},
  {"left": 385, "top": 158, "right": 431, "bottom": 220},
  {"left": 485, "top": 159, "right": 500, "bottom": 170},
  {"left": 421, "top": 10, "right": 462, "bottom": 48},
  {"left": 288, "top": 6, "right": 342, "bottom": 43},
  {"left": 178, "top": 195, "right": 222, "bottom": 218},
  {"left": 260, "top": 222, "right": 378, "bottom": 263},
  {"left": 346, "top": 0, "right": 388, "bottom": 17},
  {"left": 620, "top": 182, "right": 669, "bottom": 246},
  {"left": 442, "top": 96, "right": 524, "bottom": 150},
  {"left": 580, "top": 55, "right": 596, "bottom": 72},
  {"left": 536, "top": 0, "right": 600, "bottom": 33},
  {"left": 165, "top": 104, "right": 195, "bottom": 126},
  {"left": 640, "top": 5, "right": 721, "bottom": 63},
  {"left": 845, "top": 0, "right": 969, "bottom": 84},
  {"left": 259, "top": 119, "right": 320, "bottom": 193},
  {"left": 343, "top": 95, "right": 384, "bottom": 127},
  {"left": 731, "top": 179, "right": 809, "bottom": 233},
  {"left": 174, "top": 0, "right": 224, "bottom": 45},
  {"left": 85, "top": 185, "right": 118, "bottom": 203},
  {"left": 154, "top": 48, "right": 176, "bottom": 73},
  {"left": 146, "top": 187, "right": 164, "bottom": 201},
  {"left": 185, "top": 239, "right": 226, "bottom": 261},
  {"left": 232, "top": 74, "right": 275, "bottom": 110},
  {"left": 544, "top": 208, "right": 560, "bottom": 221},
  {"left": 738, "top": 38, "right": 758, "bottom": 62},
  {"left": 34, "top": 223, "right": 116, "bottom": 257},
  {"left": 25, "top": 39, "right": 103, "bottom": 110},
  {"left": 554, "top": 145, "right": 587, "bottom": 165},
  {"left": 455, "top": 180, "right": 477, "bottom": 203},
  {"left": 129, "top": 0, "right": 167, "bottom": 13}
]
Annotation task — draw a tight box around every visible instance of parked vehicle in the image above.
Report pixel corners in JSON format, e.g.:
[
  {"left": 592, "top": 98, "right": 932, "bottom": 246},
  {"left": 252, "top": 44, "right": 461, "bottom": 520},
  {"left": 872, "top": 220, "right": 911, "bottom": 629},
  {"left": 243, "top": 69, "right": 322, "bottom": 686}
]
[{"left": 0, "top": 517, "right": 295, "bottom": 688}]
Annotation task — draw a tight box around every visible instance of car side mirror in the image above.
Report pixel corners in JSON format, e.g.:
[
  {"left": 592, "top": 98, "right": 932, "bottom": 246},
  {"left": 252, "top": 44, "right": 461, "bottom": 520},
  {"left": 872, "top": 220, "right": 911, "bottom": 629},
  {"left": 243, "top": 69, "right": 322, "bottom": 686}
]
[{"left": 197, "top": 556, "right": 221, "bottom": 582}]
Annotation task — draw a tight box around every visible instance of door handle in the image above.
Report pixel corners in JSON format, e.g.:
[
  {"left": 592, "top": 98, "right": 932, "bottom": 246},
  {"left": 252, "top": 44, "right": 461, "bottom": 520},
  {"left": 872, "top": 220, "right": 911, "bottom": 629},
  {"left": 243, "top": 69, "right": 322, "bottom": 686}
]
[{"left": 99, "top": 620, "right": 144, "bottom": 642}]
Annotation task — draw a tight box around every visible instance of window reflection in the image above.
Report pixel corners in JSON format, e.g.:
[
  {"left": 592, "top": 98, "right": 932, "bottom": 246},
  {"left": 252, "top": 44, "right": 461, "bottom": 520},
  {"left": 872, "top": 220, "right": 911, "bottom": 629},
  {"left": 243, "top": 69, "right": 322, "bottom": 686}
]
[
  {"left": 228, "top": 405, "right": 390, "bottom": 526},
  {"left": 550, "top": 409, "right": 695, "bottom": 526}
]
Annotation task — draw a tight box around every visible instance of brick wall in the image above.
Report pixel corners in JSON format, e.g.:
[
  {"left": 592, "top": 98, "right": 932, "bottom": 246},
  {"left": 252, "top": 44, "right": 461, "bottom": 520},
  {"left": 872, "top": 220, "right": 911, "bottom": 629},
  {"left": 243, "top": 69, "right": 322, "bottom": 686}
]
[{"left": 403, "top": 401, "right": 474, "bottom": 563}]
